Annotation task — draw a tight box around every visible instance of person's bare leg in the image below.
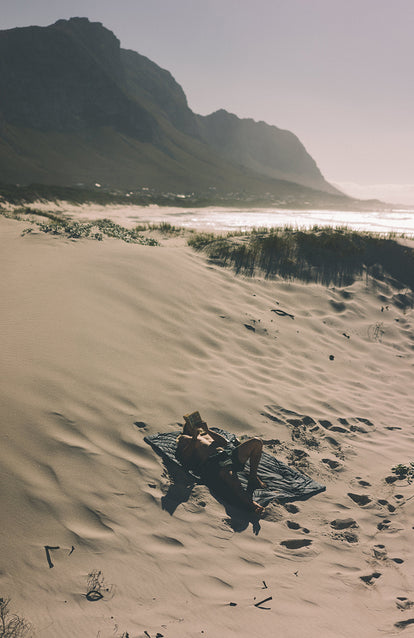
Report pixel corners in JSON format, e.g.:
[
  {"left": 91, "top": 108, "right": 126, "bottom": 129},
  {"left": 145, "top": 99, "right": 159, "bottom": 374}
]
[
  {"left": 219, "top": 469, "right": 265, "bottom": 517},
  {"left": 236, "top": 438, "right": 266, "bottom": 489}
]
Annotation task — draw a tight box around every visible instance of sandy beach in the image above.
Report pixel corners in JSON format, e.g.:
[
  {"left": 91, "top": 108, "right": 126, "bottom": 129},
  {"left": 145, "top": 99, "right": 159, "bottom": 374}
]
[{"left": 1, "top": 214, "right": 414, "bottom": 638}]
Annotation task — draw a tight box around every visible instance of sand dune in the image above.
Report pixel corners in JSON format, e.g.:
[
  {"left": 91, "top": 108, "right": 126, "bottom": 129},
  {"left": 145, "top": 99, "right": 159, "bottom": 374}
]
[{"left": 1, "top": 215, "right": 414, "bottom": 637}]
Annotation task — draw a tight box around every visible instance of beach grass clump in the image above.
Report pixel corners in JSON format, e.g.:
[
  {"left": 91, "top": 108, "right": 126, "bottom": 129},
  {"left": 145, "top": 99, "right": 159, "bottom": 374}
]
[
  {"left": 149, "top": 221, "right": 182, "bottom": 235},
  {"left": 0, "top": 597, "right": 32, "bottom": 637},
  {"left": 187, "top": 232, "right": 218, "bottom": 250},
  {"left": 0, "top": 207, "right": 159, "bottom": 245},
  {"left": 188, "top": 226, "right": 414, "bottom": 289},
  {"left": 12, "top": 207, "right": 65, "bottom": 223},
  {"left": 392, "top": 463, "right": 414, "bottom": 483}
]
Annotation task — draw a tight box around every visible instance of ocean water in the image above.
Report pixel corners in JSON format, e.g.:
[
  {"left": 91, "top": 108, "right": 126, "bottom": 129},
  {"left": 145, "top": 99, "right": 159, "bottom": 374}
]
[
  {"left": 46, "top": 201, "right": 414, "bottom": 236},
  {"left": 103, "top": 205, "right": 414, "bottom": 235}
]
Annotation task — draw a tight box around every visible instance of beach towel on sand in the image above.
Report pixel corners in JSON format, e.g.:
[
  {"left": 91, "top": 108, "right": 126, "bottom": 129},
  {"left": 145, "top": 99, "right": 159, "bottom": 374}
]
[{"left": 144, "top": 428, "right": 325, "bottom": 507}]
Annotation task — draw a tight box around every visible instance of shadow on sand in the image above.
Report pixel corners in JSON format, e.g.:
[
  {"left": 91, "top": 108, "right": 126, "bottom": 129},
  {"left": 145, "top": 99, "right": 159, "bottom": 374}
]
[
  {"left": 191, "top": 227, "right": 414, "bottom": 292},
  {"left": 160, "top": 459, "right": 261, "bottom": 535}
]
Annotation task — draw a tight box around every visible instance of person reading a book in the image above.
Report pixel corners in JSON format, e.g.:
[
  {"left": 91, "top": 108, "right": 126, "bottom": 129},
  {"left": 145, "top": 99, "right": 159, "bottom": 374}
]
[{"left": 176, "top": 411, "right": 266, "bottom": 517}]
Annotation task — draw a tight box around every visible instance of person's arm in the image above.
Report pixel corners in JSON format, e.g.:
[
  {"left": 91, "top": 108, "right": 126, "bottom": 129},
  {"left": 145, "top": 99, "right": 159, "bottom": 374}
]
[{"left": 203, "top": 426, "right": 228, "bottom": 447}]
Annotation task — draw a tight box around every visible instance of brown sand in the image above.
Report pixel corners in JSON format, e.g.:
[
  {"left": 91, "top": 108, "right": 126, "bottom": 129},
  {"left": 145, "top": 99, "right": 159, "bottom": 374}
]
[{"left": 1, "top": 215, "right": 414, "bottom": 637}]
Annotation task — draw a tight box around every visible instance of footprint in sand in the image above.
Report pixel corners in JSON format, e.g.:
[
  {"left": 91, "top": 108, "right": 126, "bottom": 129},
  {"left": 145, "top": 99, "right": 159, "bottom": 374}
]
[
  {"left": 287, "top": 520, "right": 310, "bottom": 533},
  {"left": 319, "top": 420, "right": 333, "bottom": 430},
  {"left": 302, "top": 416, "right": 317, "bottom": 426},
  {"left": 319, "top": 419, "right": 348, "bottom": 434},
  {"left": 134, "top": 421, "right": 148, "bottom": 430},
  {"left": 360, "top": 572, "right": 382, "bottom": 585},
  {"left": 349, "top": 418, "right": 375, "bottom": 434},
  {"left": 325, "top": 436, "right": 341, "bottom": 449},
  {"left": 322, "top": 458, "right": 342, "bottom": 470},
  {"left": 372, "top": 544, "right": 387, "bottom": 560},
  {"left": 348, "top": 493, "right": 372, "bottom": 506},
  {"left": 396, "top": 597, "right": 414, "bottom": 611},
  {"left": 290, "top": 449, "right": 309, "bottom": 460},
  {"left": 287, "top": 418, "right": 306, "bottom": 427},
  {"left": 377, "top": 499, "right": 396, "bottom": 512},
  {"left": 372, "top": 545, "right": 403, "bottom": 563},
  {"left": 394, "top": 618, "right": 414, "bottom": 630},
  {"left": 284, "top": 503, "right": 300, "bottom": 514},
  {"left": 262, "top": 438, "right": 281, "bottom": 451},
  {"left": 288, "top": 449, "right": 310, "bottom": 468},
  {"left": 330, "top": 518, "right": 359, "bottom": 543},
  {"left": 329, "top": 300, "right": 346, "bottom": 312},
  {"left": 377, "top": 518, "right": 391, "bottom": 531},
  {"left": 349, "top": 424, "right": 368, "bottom": 433},
  {"left": 280, "top": 539, "right": 312, "bottom": 550},
  {"left": 329, "top": 425, "right": 348, "bottom": 433},
  {"left": 333, "top": 530, "right": 358, "bottom": 543},
  {"left": 356, "top": 417, "right": 374, "bottom": 427}
]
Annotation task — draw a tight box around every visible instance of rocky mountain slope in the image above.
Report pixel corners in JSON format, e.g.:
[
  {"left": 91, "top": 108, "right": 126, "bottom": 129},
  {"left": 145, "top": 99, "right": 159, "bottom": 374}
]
[{"left": 0, "top": 17, "right": 342, "bottom": 201}]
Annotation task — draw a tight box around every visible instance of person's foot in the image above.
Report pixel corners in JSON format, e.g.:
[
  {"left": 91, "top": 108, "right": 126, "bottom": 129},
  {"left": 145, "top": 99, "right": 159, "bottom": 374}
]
[
  {"left": 251, "top": 502, "right": 266, "bottom": 518},
  {"left": 248, "top": 476, "right": 267, "bottom": 490}
]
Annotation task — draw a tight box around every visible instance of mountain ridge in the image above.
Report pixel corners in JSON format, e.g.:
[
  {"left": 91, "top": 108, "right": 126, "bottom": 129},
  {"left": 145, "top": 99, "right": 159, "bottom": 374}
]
[{"left": 0, "top": 17, "right": 343, "bottom": 202}]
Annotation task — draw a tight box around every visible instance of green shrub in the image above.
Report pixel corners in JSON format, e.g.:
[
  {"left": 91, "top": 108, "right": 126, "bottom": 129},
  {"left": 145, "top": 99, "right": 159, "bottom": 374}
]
[{"left": 0, "top": 208, "right": 160, "bottom": 246}]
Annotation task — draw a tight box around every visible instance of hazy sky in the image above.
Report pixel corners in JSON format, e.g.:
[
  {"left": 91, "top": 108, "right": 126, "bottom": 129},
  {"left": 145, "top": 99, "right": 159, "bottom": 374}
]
[{"left": 2, "top": 0, "right": 414, "bottom": 203}]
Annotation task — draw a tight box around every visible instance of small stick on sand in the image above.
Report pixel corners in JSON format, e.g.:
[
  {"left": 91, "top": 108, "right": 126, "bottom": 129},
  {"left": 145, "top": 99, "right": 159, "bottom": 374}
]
[
  {"left": 44, "top": 545, "right": 60, "bottom": 569},
  {"left": 254, "top": 595, "right": 272, "bottom": 608},
  {"left": 271, "top": 309, "right": 295, "bottom": 319}
]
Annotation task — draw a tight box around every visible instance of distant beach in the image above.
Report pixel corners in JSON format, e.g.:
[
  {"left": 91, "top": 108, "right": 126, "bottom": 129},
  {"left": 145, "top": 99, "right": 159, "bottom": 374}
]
[{"left": 18, "top": 201, "right": 414, "bottom": 235}]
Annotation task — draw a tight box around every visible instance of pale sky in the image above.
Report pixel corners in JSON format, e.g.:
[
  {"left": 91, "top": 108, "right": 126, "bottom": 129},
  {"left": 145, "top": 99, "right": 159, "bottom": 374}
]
[{"left": 2, "top": 0, "right": 413, "bottom": 203}]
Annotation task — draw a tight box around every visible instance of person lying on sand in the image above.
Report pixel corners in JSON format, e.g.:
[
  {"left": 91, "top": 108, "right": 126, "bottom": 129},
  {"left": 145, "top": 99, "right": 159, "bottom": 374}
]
[{"left": 176, "top": 411, "right": 267, "bottom": 518}]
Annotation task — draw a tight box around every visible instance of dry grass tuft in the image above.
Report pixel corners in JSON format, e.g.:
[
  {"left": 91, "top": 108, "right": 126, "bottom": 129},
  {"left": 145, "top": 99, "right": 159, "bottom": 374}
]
[{"left": 188, "top": 226, "right": 414, "bottom": 290}]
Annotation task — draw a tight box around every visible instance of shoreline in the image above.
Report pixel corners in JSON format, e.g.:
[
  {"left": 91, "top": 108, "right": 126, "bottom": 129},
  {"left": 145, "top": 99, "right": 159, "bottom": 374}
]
[{"left": 2, "top": 201, "right": 414, "bottom": 237}]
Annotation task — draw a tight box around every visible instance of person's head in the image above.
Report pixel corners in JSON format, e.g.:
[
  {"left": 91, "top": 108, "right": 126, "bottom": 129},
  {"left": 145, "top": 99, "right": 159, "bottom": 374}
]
[{"left": 183, "top": 411, "right": 205, "bottom": 435}]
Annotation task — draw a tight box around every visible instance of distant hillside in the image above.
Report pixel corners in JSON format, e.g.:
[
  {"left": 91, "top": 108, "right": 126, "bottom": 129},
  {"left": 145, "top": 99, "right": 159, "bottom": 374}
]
[
  {"left": 0, "top": 17, "right": 344, "bottom": 202},
  {"left": 197, "top": 110, "right": 340, "bottom": 195}
]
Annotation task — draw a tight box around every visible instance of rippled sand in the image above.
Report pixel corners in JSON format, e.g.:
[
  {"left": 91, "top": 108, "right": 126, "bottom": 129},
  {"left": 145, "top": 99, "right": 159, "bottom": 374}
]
[{"left": 1, "top": 215, "right": 414, "bottom": 637}]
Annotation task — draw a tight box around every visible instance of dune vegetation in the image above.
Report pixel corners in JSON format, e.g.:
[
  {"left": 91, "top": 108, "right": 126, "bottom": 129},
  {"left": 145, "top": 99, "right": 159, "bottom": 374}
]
[{"left": 188, "top": 226, "right": 414, "bottom": 290}]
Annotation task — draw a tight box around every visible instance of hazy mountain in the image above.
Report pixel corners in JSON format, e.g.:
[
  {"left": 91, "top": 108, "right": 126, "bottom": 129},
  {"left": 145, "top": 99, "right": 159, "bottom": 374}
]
[
  {"left": 197, "top": 110, "right": 339, "bottom": 194},
  {"left": 0, "top": 17, "right": 343, "bottom": 200}
]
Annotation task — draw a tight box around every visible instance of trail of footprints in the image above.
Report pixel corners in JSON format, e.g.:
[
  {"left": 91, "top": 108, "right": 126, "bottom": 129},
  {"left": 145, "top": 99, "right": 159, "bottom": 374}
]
[
  {"left": 280, "top": 512, "right": 312, "bottom": 550},
  {"left": 262, "top": 404, "right": 414, "bottom": 629},
  {"left": 262, "top": 404, "right": 375, "bottom": 472}
]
